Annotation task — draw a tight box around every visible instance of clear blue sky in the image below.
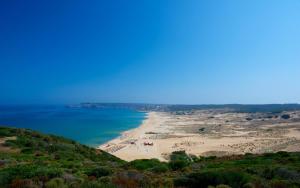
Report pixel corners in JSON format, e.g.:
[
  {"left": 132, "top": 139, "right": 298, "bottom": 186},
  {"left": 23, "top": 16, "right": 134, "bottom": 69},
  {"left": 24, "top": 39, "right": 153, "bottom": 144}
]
[{"left": 1, "top": 0, "right": 300, "bottom": 104}]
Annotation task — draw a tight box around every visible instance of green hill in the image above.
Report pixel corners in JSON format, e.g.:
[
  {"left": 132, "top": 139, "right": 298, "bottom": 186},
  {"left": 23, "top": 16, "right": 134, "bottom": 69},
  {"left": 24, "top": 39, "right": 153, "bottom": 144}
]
[{"left": 0, "top": 127, "right": 300, "bottom": 188}]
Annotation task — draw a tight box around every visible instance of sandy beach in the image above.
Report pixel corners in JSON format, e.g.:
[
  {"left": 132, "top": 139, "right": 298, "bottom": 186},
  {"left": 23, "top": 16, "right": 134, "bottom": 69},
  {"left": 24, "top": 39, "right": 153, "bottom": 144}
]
[{"left": 98, "top": 110, "right": 300, "bottom": 161}]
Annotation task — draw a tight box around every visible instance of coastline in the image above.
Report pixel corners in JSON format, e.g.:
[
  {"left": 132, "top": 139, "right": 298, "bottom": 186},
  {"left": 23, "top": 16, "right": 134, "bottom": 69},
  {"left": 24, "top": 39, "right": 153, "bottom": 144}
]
[
  {"left": 98, "top": 112, "right": 166, "bottom": 161},
  {"left": 98, "top": 111, "right": 300, "bottom": 161}
]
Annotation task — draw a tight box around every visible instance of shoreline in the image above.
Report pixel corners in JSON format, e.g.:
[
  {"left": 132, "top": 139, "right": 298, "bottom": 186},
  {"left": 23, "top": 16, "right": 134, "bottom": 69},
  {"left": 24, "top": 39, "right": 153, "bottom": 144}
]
[
  {"left": 98, "top": 111, "right": 300, "bottom": 161},
  {"left": 102, "top": 112, "right": 150, "bottom": 144},
  {"left": 98, "top": 111, "right": 167, "bottom": 161}
]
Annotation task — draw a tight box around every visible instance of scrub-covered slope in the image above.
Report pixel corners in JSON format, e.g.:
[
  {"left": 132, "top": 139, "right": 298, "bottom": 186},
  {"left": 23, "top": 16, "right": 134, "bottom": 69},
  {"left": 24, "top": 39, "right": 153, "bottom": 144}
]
[{"left": 0, "top": 127, "right": 300, "bottom": 188}]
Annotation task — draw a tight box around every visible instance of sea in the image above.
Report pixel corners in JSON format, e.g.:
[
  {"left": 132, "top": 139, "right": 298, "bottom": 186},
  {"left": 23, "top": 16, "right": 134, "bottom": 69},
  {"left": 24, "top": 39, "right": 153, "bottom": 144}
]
[{"left": 0, "top": 105, "right": 146, "bottom": 147}]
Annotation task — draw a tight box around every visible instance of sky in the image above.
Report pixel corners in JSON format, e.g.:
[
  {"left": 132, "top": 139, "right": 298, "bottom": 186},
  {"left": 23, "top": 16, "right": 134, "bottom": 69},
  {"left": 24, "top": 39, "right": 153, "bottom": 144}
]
[{"left": 0, "top": 0, "right": 300, "bottom": 105}]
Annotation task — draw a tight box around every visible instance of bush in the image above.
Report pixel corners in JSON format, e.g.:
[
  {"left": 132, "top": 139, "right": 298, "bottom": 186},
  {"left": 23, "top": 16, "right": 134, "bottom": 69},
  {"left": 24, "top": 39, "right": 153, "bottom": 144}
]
[
  {"left": 129, "top": 159, "right": 163, "bottom": 171},
  {"left": 78, "top": 180, "right": 116, "bottom": 188},
  {"left": 113, "top": 170, "right": 147, "bottom": 188},
  {"left": 0, "top": 164, "right": 63, "bottom": 185},
  {"left": 174, "top": 171, "right": 249, "bottom": 188},
  {"left": 269, "top": 179, "right": 290, "bottom": 188},
  {"left": 10, "top": 179, "right": 41, "bottom": 188},
  {"left": 216, "top": 185, "right": 232, "bottom": 188},
  {"left": 169, "top": 160, "right": 190, "bottom": 171},
  {"left": 86, "top": 167, "right": 112, "bottom": 178},
  {"left": 274, "top": 167, "right": 300, "bottom": 181},
  {"left": 169, "top": 151, "right": 192, "bottom": 170},
  {"left": 150, "top": 164, "right": 169, "bottom": 173},
  {"left": 45, "top": 178, "right": 67, "bottom": 188},
  {"left": 276, "top": 151, "right": 290, "bottom": 158},
  {"left": 261, "top": 167, "right": 275, "bottom": 180},
  {"left": 0, "top": 127, "right": 13, "bottom": 137},
  {"left": 170, "top": 151, "right": 191, "bottom": 162}
]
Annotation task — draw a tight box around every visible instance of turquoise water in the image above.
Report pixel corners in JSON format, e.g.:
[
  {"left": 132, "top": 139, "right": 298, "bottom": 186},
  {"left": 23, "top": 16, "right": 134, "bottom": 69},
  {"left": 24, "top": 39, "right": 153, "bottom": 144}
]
[{"left": 0, "top": 105, "right": 146, "bottom": 147}]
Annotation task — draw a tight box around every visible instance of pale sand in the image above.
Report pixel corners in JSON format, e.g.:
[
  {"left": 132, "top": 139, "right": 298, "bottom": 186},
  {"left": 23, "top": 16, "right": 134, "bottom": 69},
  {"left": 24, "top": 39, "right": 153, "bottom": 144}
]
[{"left": 98, "top": 111, "right": 300, "bottom": 161}]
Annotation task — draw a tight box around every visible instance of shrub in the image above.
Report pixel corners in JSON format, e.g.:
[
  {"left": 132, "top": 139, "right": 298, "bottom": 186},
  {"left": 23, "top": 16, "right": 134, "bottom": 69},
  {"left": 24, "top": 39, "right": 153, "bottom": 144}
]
[
  {"left": 86, "top": 167, "right": 112, "bottom": 178},
  {"left": 269, "top": 179, "right": 290, "bottom": 188},
  {"left": 77, "top": 180, "right": 116, "bottom": 188},
  {"left": 276, "top": 151, "right": 290, "bottom": 158},
  {"left": 261, "top": 168, "right": 273, "bottom": 180},
  {"left": 112, "top": 170, "right": 150, "bottom": 188},
  {"left": 274, "top": 167, "right": 300, "bottom": 181},
  {"left": 10, "top": 179, "right": 40, "bottom": 188},
  {"left": 0, "top": 164, "right": 63, "bottom": 185},
  {"left": 169, "top": 151, "right": 192, "bottom": 170},
  {"left": 216, "top": 184, "right": 232, "bottom": 188},
  {"left": 150, "top": 164, "right": 169, "bottom": 173},
  {"left": 0, "top": 127, "right": 13, "bottom": 137},
  {"left": 169, "top": 160, "right": 190, "bottom": 171},
  {"left": 174, "top": 171, "right": 249, "bottom": 188},
  {"left": 129, "top": 159, "right": 163, "bottom": 171},
  {"left": 170, "top": 151, "right": 191, "bottom": 162},
  {"left": 45, "top": 178, "right": 67, "bottom": 188}
]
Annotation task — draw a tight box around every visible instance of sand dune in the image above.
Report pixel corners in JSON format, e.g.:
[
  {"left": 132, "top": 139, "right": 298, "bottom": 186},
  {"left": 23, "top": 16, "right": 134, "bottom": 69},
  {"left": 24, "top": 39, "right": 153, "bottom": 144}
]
[{"left": 99, "top": 111, "right": 300, "bottom": 161}]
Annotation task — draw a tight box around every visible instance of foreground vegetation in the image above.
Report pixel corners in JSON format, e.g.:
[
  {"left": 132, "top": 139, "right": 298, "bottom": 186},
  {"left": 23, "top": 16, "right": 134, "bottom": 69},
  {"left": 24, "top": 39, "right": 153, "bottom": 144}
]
[{"left": 0, "top": 127, "right": 300, "bottom": 188}]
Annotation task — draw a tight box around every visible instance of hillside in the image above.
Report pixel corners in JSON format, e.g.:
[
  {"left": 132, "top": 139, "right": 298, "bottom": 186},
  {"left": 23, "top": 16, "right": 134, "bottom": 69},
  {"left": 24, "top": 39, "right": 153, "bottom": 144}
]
[{"left": 0, "top": 127, "right": 300, "bottom": 188}]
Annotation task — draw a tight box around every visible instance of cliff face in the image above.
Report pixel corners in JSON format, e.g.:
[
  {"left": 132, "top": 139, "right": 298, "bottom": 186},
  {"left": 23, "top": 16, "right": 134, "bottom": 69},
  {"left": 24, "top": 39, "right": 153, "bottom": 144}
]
[{"left": 1, "top": 126, "right": 300, "bottom": 188}]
